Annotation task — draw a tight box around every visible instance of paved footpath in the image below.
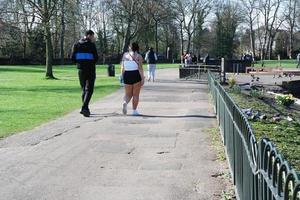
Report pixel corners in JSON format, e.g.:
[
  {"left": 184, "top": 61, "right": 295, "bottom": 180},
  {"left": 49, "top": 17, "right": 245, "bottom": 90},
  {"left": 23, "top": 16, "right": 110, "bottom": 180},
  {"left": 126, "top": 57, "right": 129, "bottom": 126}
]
[{"left": 0, "top": 68, "right": 230, "bottom": 200}]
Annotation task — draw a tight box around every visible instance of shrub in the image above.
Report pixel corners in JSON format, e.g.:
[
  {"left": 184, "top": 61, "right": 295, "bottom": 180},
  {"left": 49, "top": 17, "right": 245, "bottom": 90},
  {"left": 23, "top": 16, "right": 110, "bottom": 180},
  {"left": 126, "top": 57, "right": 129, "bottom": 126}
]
[
  {"left": 231, "top": 85, "right": 241, "bottom": 94},
  {"left": 250, "top": 89, "right": 262, "bottom": 98},
  {"left": 228, "top": 76, "right": 236, "bottom": 88},
  {"left": 275, "top": 94, "right": 295, "bottom": 107}
]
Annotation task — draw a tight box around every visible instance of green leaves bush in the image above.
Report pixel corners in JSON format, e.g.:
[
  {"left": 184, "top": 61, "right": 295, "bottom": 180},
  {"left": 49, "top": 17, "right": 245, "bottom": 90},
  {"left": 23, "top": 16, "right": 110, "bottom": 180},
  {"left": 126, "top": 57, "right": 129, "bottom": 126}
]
[
  {"left": 275, "top": 94, "right": 295, "bottom": 107},
  {"left": 250, "top": 89, "right": 262, "bottom": 98},
  {"left": 228, "top": 76, "right": 236, "bottom": 88}
]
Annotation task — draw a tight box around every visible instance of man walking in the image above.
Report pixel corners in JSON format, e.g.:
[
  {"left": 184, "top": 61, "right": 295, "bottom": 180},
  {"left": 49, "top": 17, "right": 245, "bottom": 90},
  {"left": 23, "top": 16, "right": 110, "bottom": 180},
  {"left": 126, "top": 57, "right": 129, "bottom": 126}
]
[
  {"left": 297, "top": 53, "right": 300, "bottom": 69},
  {"left": 71, "top": 30, "right": 98, "bottom": 117},
  {"left": 145, "top": 47, "right": 158, "bottom": 82}
]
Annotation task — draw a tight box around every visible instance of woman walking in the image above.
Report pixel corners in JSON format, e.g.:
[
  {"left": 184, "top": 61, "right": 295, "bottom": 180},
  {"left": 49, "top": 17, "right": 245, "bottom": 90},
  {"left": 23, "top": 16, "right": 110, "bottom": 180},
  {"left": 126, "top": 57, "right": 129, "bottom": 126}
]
[{"left": 121, "top": 42, "right": 145, "bottom": 116}]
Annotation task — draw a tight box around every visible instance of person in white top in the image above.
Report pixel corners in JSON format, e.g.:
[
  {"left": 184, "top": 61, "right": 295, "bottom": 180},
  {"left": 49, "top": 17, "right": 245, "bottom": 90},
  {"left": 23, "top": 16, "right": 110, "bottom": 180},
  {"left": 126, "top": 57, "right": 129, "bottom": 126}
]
[{"left": 121, "top": 42, "right": 145, "bottom": 116}]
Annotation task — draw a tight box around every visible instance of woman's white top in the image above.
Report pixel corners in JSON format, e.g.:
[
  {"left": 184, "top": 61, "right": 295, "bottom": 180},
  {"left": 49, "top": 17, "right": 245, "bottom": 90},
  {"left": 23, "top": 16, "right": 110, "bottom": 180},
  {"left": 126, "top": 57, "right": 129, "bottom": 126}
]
[
  {"left": 123, "top": 52, "right": 139, "bottom": 71},
  {"left": 123, "top": 60, "right": 138, "bottom": 71}
]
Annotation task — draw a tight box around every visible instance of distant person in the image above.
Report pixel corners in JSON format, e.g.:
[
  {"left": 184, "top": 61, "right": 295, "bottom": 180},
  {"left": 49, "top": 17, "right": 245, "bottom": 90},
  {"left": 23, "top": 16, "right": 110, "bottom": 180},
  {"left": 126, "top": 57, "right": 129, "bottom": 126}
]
[
  {"left": 121, "top": 42, "right": 145, "bottom": 116},
  {"left": 184, "top": 52, "right": 189, "bottom": 65},
  {"left": 181, "top": 53, "right": 186, "bottom": 64},
  {"left": 184, "top": 52, "right": 192, "bottom": 65},
  {"left": 192, "top": 54, "right": 197, "bottom": 64},
  {"left": 71, "top": 30, "right": 98, "bottom": 117},
  {"left": 297, "top": 53, "right": 300, "bottom": 68},
  {"left": 197, "top": 54, "right": 201, "bottom": 62},
  {"left": 241, "top": 54, "right": 245, "bottom": 60},
  {"left": 145, "top": 47, "right": 158, "bottom": 82},
  {"left": 204, "top": 54, "right": 210, "bottom": 65}
]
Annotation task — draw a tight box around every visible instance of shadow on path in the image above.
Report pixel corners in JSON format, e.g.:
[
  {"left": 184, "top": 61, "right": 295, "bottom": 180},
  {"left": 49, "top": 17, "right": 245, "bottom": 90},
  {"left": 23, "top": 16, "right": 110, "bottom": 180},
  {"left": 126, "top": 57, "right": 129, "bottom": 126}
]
[
  {"left": 155, "top": 79, "right": 208, "bottom": 85},
  {"left": 90, "top": 113, "right": 216, "bottom": 119},
  {"left": 139, "top": 114, "right": 216, "bottom": 119},
  {"left": 90, "top": 112, "right": 120, "bottom": 118}
]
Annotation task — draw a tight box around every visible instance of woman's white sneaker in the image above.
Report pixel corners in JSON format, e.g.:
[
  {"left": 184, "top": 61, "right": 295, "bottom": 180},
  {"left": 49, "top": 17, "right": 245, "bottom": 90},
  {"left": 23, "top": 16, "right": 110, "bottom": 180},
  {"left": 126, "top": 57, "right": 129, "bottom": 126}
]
[{"left": 132, "top": 110, "right": 140, "bottom": 116}]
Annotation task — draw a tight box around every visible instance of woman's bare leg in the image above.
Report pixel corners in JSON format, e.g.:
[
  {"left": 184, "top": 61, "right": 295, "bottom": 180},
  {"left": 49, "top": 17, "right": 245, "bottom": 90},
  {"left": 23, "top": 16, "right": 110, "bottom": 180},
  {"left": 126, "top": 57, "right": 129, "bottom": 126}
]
[
  {"left": 124, "top": 84, "right": 133, "bottom": 103},
  {"left": 123, "top": 84, "right": 133, "bottom": 114},
  {"left": 132, "top": 82, "right": 142, "bottom": 110}
]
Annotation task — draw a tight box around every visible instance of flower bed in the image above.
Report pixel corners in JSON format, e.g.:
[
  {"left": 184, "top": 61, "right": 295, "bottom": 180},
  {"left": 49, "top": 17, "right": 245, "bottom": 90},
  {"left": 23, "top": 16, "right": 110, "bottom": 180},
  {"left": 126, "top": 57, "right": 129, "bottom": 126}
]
[{"left": 225, "top": 87, "right": 300, "bottom": 172}]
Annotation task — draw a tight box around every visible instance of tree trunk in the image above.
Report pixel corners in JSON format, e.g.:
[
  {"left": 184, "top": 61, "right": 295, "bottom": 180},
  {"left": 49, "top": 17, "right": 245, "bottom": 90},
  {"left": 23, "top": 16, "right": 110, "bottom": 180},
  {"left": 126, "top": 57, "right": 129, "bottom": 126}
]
[
  {"left": 268, "top": 35, "right": 275, "bottom": 60},
  {"left": 267, "top": 39, "right": 271, "bottom": 60},
  {"left": 45, "top": 21, "right": 54, "bottom": 79},
  {"left": 54, "top": 19, "right": 59, "bottom": 59},
  {"left": 261, "top": 14, "right": 269, "bottom": 60},
  {"left": 155, "top": 20, "right": 158, "bottom": 53},
  {"left": 102, "top": 10, "right": 107, "bottom": 62},
  {"left": 180, "top": 21, "right": 184, "bottom": 58},
  {"left": 122, "top": 21, "right": 131, "bottom": 53},
  {"left": 60, "top": 0, "right": 65, "bottom": 65},
  {"left": 23, "top": 28, "right": 27, "bottom": 58},
  {"left": 289, "top": 30, "right": 293, "bottom": 59},
  {"left": 267, "top": 31, "right": 277, "bottom": 60},
  {"left": 249, "top": 19, "right": 256, "bottom": 59},
  {"left": 288, "top": 0, "right": 297, "bottom": 59},
  {"left": 186, "top": 32, "right": 192, "bottom": 53},
  {"left": 262, "top": 32, "right": 268, "bottom": 60}
]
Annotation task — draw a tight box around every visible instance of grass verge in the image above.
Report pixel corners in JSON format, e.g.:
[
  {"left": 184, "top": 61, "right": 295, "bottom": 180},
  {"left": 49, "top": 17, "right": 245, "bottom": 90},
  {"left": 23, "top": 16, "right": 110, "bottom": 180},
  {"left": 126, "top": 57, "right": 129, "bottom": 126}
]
[
  {"left": 254, "top": 59, "right": 298, "bottom": 68},
  {"left": 207, "top": 127, "right": 226, "bottom": 161},
  {"left": 206, "top": 126, "right": 236, "bottom": 199}
]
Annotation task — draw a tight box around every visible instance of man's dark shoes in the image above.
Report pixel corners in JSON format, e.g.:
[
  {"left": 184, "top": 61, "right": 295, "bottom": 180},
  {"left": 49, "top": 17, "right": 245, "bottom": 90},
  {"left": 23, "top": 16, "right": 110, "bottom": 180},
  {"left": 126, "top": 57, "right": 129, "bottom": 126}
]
[{"left": 80, "top": 109, "right": 90, "bottom": 117}]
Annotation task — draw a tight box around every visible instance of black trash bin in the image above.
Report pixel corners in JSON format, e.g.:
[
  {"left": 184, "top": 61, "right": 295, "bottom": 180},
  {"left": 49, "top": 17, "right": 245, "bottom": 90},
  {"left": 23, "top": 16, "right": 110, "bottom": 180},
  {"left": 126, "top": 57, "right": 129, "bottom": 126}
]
[{"left": 107, "top": 64, "right": 115, "bottom": 77}]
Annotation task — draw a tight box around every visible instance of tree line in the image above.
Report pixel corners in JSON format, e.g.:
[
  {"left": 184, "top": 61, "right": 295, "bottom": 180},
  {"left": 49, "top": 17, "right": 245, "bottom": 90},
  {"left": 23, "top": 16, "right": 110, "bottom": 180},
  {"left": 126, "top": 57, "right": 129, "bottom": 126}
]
[{"left": 0, "top": 0, "right": 299, "bottom": 78}]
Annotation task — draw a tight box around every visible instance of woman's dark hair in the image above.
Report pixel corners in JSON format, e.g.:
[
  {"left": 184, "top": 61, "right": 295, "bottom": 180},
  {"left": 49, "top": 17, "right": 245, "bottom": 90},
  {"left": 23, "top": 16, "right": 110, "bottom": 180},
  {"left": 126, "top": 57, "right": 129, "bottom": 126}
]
[
  {"left": 85, "top": 30, "right": 95, "bottom": 36},
  {"left": 130, "top": 42, "right": 139, "bottom": 52}
]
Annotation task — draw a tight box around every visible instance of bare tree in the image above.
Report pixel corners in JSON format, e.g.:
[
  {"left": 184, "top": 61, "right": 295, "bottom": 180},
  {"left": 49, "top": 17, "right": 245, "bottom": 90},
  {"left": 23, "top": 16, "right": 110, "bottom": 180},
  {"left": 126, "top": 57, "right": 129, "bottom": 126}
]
[
  {"left": 258, "top": 0, "right": 284, "bottom": 60},
  {"left": 19, "top": 0, "right": 37, "bottom": 58},
  {"left": 1, "top": 0, "right": 183, "bottom": 62},
  {"left": 0, "top": 0, "right": 35, "bottom": 58},
  {"left": 192, "top": 2, "right": 212, "bottom": 57},
  {"left": 80, "top": 0, "right": 99, "bottom": 31},
  {"left": 25, "top": 0, "right": 59, "bottom": 78},
  {"left": 284, "top": 0, "right": 299, "bottom": 59},
  {"left": 241, "top": 0, "right": 258, "bottom": 58},
  {"left": 173, "top": 0, "right": 200, "bottom": 54},
  {"left": 142, "top": 0, "right": 172, "bottom": 53},
  {"left": 173, "top": 0, "right": 212, "bottom": 55},
  {"left": 108, "top": 0, "right": 145, "bottom": 53},
  {"left": 173, "top": 1, "right": 189, "bottom": 56},
  {"left": 60, "top": 0, "right": 65, "bottom": 64},
  {"left": 93, "top": 1, "right": 109, "bottom": 63}
]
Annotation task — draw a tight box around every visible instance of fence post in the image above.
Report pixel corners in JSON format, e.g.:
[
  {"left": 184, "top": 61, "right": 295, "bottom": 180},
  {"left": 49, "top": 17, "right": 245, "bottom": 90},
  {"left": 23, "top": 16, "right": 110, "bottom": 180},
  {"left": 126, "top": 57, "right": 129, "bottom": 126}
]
[{"left": 221, "top": 58, "right": 226, "bottom": 83}]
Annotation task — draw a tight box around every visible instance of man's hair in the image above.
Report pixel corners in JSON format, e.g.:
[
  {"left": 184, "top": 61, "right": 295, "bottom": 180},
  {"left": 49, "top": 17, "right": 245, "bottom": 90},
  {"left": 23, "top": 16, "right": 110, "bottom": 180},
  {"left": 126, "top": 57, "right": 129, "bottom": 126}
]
[
  {"left": 85, "top": 30, "right": 95, "bottom": 36},
  {"left": 130, "top": 42, "right": 139, "bottom": 52}
]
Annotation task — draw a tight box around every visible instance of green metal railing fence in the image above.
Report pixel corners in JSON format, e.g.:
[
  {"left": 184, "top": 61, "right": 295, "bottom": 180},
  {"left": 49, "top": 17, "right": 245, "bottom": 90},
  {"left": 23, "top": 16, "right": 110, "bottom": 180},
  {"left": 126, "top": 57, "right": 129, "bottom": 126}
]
[
  {"left": 179, "top": 64, "right": 221, "bottom": 80},
  {"left": 208, "top": 71, "right": 300, "bottom": 200}
]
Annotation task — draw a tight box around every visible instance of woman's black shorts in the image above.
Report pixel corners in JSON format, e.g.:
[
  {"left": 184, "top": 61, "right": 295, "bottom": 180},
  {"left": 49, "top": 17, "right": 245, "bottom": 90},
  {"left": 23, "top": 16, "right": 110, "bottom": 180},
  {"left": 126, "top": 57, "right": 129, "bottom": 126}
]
[{"left": 123, "top": 70, "right": 141, "bottom": 85}]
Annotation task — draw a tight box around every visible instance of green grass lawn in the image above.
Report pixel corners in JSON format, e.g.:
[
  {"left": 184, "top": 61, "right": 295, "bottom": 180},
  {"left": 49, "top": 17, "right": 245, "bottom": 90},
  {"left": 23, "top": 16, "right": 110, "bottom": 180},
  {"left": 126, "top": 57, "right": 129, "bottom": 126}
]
[
  {"left": 0, "top": 65, "right": 119, "bottom": 138},
  {"left": 254, "top": 59, "right": 298, "bottom": 68},
  {"left": 0, "top": 63, "right": 178, "bottom": 138},
  {"left": 156, "top": 63, "right": 181, "bottom": 69}
]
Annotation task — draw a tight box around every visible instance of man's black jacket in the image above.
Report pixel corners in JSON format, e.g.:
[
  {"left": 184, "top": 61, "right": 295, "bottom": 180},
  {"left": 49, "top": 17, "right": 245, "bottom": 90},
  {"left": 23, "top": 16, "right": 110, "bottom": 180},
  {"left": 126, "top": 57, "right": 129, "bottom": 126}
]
[{"left": 71, "top": 38, "right": 99, "bottom": 71}]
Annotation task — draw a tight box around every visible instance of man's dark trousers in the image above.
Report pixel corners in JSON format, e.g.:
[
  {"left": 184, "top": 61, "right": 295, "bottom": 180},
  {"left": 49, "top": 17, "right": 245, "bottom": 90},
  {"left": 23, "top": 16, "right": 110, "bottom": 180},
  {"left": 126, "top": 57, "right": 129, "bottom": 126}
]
[{"left": 79, "top": 69, "right": 95, "bottom": 111}]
